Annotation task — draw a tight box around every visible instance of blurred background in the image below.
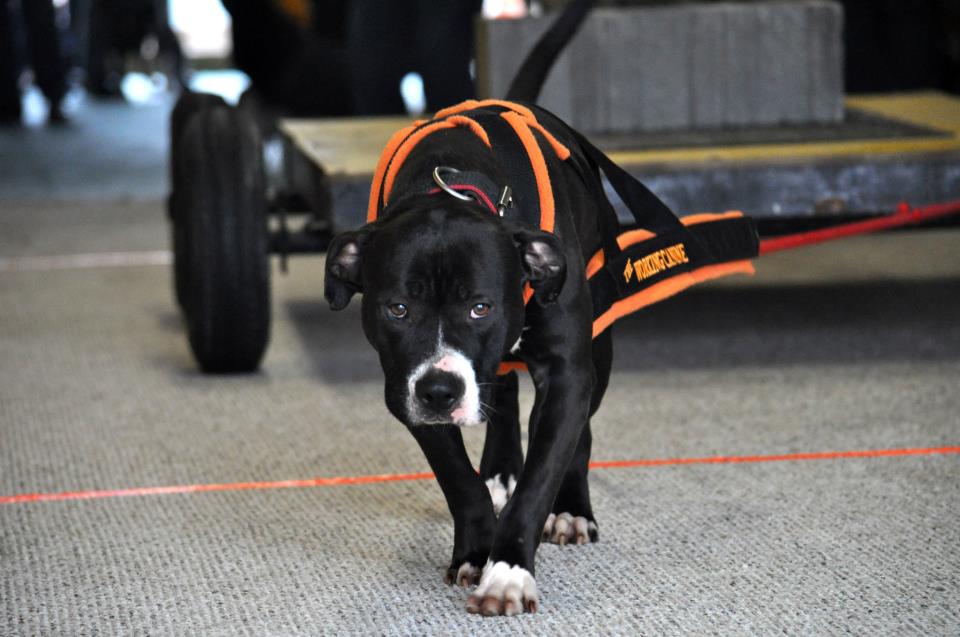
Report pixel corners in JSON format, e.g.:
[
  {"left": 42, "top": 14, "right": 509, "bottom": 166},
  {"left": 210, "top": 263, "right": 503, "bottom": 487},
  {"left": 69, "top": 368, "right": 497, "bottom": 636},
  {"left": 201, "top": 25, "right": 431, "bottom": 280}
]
[
  {"left": 2, "top": 0, "right": 958, "bottom": 127},
  {"left": 1, "top": 0, "right": 958, "bottom": 202}
]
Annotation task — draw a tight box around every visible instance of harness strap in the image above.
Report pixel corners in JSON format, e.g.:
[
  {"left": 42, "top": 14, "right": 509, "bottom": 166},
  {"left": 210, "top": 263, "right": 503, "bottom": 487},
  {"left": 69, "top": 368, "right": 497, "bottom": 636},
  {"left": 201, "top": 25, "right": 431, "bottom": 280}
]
[
  {"left": 571, "top": 126, "right": 684, "bottom": 233},
  {"left": 365, "top": 100, "right": 760, "bottom": 374},
  {"left": 586, "top": 214, "right": 758, "bottom": 338},
  {"left": 367, "top": 100, "right": 567, "bottom": 237},
  {"left": 527, "top": 105, "right": 759, "bottom": 338}
]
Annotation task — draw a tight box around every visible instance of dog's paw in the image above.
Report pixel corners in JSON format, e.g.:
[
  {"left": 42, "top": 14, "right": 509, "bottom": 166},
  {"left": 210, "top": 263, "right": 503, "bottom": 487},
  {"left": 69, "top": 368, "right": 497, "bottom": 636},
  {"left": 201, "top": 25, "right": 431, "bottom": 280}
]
[
  {"left": 466, "top": 561, "right": 538, "bottom": 616},
  {"left": 542, "top": 512, "right": 598, "bottom": 545},
  {"left": 445, "top": 561, "right": 482, "bottom": 587},
  {"left": 484, "top": 473, "right": 517, "bottom": 516}
]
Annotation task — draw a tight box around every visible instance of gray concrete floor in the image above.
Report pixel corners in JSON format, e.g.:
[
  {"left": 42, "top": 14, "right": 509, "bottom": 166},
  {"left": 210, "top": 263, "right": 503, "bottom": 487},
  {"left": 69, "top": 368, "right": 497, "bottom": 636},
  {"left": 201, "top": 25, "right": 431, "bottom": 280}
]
[{"left": 1, "top": 96, "right": 959, "bottom": 635}]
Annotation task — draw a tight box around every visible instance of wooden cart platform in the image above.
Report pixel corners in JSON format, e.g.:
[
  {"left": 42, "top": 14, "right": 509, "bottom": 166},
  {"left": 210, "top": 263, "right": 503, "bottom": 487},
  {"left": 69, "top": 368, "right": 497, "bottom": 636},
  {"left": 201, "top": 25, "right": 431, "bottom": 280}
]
[{"left": 280, "top": 92, "right": 960, "bottom": 228}]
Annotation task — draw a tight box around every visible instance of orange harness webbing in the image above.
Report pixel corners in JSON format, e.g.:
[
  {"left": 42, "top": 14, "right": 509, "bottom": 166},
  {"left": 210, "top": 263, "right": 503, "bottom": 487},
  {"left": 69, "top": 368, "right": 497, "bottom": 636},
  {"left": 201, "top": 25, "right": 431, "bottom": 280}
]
[
  {"left": 367, "top": 100, "right": 569, "bottom": 236},
  {"left": 365, "top": 100, "right": 760, "bottom": 374}
]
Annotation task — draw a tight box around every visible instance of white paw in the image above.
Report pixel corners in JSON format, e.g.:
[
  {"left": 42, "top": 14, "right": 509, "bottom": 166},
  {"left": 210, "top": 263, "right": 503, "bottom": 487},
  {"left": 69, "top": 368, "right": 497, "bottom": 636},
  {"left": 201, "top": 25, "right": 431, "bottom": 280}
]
[
  {"left": 466, "top": 561, "right": 538, "bottom": 616},
  {"left": 542, "top": 512, "right": 598, "bottom": 545},
  {"left": 446, "top": 561, "right": 482, "bottom": 587},
  {"left": 485, "top": 474, "right": 517, "bottom": 515}
]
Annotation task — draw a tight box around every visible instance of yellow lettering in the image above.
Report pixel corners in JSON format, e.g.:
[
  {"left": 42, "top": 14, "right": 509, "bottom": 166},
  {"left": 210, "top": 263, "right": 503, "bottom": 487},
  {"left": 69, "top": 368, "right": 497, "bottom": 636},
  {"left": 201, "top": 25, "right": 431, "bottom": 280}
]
[{"left": 630, "top": 243, "right": 688, "bottom": 282}]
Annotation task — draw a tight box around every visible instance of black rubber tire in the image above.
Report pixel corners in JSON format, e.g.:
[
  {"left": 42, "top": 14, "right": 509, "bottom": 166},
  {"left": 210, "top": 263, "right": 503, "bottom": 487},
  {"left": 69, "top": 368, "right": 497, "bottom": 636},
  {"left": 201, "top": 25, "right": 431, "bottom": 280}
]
[
  {"left": 178, "top": 105, "right": 271, "bottom": 373},
  {"left": 169, "top": 92, "right": 228, "bottom": 310},
  {"left": 170, "top": 92, "right": 228, "bottom": 194}
]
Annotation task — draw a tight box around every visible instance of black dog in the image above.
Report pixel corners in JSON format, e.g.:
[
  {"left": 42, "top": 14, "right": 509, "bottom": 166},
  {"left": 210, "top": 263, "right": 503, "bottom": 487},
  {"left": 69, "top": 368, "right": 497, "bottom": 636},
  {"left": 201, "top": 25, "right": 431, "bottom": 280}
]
[
  {"left": 325, "top": 0, "right": 759, "bottom": 612},
  {"left": 325, "top": 0, "right": 630, "bottom": 616}
]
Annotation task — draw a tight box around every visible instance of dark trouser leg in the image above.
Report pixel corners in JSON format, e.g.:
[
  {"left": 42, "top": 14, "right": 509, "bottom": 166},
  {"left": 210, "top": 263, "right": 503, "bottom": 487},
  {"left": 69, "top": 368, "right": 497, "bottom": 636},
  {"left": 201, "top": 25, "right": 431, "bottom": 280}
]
[
  {"left": 345, "top": 0, "right": 411, "bottom": 115},
  {"left": 22, "top": 0, "right": 67, "bottom": 107},
  {"left": 413, "top": 0, "right": 482, "bottom": 111},
  {"left": 0, "top": 0, "right": 23, "bottom": 122}
]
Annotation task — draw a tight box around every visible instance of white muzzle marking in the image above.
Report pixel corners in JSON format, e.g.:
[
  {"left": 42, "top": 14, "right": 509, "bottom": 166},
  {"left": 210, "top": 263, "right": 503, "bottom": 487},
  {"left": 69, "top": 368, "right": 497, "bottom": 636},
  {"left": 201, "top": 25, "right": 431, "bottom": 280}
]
[{"left": 406, "top": 340, "right": 483, "bottom": 427}]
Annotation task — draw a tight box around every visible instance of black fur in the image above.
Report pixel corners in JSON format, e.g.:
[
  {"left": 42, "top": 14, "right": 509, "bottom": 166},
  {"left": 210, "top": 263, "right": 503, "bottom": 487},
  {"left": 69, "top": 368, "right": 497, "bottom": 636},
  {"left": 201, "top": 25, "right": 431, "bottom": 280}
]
[{"left": 324, "top": 0, "right": 606, "bottom": 616}]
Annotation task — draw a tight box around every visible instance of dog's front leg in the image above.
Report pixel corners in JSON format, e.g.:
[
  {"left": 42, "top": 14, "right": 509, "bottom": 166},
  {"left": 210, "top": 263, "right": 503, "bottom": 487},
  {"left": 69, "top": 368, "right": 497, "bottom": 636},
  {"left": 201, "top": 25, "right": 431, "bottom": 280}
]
[
  {"left": 467, "top": 362, "right": 594, "bottom": 616},
  {"left": 407, "top": 424, "right": 498, "bottom": 587}
]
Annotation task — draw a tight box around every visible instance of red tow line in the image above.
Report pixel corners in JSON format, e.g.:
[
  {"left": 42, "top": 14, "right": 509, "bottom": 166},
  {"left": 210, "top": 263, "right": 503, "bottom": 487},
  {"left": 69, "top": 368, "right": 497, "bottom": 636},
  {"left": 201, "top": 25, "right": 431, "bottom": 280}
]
[{"left": 758, "top": 199, "right": 960, "bottom": 255}]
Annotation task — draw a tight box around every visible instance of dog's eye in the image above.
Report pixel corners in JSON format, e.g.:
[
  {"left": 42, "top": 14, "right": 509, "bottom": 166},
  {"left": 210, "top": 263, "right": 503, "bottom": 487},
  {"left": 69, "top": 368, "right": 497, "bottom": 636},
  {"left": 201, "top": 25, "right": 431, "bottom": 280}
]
[
  {"left": 470, "top": 303, "right": 491, "bottom": 319},
  {"left": 387, "top": 303, "right": 408, "bottom": 319}
]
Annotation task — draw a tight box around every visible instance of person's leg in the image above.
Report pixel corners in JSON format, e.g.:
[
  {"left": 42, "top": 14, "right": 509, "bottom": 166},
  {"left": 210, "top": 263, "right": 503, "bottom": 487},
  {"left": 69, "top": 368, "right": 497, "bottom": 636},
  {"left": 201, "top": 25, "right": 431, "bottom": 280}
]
[
  {"left": 22, "top": 0, "right": 68, "bottom": 119},
  {"left": 224, "top": 0, "right": 351, "bottom": 116},
  {"left": 345, "top": 0, "right": 412, "bottom": 115},
  {"left": 414, "top": 0, "right": 482, "bottom": 111},
  {"left": 0, "top": 0, "right": 24, "bottom": 123}
]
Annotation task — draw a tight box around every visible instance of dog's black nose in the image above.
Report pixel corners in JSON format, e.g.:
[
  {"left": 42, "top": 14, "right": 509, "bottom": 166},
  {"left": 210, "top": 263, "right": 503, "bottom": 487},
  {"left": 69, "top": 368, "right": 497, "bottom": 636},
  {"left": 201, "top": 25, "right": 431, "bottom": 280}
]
[{"left": 415, "top": 371, "right": 464, "bottom": 413}]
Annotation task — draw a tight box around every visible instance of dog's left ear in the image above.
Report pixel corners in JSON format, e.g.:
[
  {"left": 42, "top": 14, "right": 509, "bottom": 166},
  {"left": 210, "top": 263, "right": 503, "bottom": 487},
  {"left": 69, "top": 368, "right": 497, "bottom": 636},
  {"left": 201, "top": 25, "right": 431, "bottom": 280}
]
[
  {"left": 325, "top": 226, "right": 373, "bottom": 310},
  {"left": 512, "top": 227, "right": 567, "bottom": 306}
]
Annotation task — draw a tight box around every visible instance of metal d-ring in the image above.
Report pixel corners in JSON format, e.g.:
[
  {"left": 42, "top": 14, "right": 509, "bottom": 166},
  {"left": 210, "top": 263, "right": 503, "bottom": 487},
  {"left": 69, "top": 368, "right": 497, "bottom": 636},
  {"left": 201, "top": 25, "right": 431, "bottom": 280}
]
[{"left": 432, "top": 166, "right": 473, "bottom": 202}]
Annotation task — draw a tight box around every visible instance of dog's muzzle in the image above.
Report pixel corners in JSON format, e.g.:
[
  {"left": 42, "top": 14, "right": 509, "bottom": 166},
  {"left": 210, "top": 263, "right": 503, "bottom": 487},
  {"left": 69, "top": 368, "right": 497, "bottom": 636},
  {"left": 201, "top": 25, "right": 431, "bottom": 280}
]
[{"left": 406, "top": 348, "right": 483, "bottom": 426}]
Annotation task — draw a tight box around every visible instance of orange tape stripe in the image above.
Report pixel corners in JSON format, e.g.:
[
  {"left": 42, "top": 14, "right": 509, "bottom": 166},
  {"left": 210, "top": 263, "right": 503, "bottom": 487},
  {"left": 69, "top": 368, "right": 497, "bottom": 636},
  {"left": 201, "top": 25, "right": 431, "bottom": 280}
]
[
  {"left": 591, "top": 260, "right": 755, "bottom": 338},
  {"left": 2, "top": 446, "right": 956, "bottom": 505},
  {"left": 501, "top": 111, "right": 555, "bottom": 233}
]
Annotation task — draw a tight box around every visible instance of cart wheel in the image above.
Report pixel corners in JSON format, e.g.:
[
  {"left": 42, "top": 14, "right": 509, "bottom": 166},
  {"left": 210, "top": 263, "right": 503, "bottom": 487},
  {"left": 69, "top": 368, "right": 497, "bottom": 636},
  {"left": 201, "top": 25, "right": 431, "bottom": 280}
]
[
  {"left": 170, "top": 92, "right": 228, "bottom": 196},
  {"left": 169, "top": 92, "right": 228, "bottom": 310},
  {"left": 178, "top": 105, "right": 271, "bottom": 373}
]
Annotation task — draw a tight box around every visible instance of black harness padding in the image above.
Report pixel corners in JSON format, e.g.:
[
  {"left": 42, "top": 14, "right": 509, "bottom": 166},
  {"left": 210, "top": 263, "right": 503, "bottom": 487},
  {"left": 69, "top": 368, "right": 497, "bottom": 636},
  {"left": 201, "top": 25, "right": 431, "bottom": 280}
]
[
  {"left": 371, "top": 100, "right": 759, "bottom": 347},
  {"left": 529, "top": 104, "right": 759, "bottom": 332}
]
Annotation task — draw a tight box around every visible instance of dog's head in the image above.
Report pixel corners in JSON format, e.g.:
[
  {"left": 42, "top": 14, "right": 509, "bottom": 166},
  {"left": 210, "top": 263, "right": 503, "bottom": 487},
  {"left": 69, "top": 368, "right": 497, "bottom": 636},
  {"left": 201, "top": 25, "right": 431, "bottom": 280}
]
[{"left": 325, "top": 195, "right": 565, "bottom": 427}]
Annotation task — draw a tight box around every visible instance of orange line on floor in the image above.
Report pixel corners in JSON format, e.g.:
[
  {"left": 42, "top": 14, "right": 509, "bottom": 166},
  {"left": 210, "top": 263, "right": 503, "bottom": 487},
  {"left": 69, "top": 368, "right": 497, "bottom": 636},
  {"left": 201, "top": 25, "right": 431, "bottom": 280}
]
[{"left": 1, "top": 446, "right": 957, "bottom": 505}]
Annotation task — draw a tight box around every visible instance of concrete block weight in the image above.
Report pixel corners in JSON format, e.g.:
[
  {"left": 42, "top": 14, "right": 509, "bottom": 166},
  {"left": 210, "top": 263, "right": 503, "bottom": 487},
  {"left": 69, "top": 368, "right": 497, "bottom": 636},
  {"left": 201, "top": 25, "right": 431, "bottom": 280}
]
[{"left": 475, "top": 1, "right": 844, "bottom": 133}]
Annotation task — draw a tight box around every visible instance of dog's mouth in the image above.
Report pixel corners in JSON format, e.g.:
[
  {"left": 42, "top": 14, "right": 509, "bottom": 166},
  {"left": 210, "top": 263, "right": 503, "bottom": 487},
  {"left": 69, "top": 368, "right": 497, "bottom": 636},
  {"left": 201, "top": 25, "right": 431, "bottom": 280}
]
[{"left": 406, "top": 394, "right": 487, "bottom": 427}]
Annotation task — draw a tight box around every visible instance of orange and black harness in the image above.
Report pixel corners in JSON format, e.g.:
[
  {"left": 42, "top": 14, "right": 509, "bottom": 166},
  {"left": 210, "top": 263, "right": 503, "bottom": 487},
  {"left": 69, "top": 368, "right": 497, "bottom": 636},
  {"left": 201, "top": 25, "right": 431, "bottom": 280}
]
[{"left": 367, "top": 100, "right": 760, "bottom": 373}]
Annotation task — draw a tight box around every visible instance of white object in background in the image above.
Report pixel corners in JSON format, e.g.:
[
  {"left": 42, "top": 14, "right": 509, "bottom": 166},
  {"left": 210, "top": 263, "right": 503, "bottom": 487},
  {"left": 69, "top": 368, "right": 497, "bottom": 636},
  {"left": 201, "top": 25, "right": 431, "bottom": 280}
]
[
  {"left": 483, "top": 0, "right": 528, "bottom": 19},
  {"left": 168, "top": 0, "right": 232, "bottom": 59}
]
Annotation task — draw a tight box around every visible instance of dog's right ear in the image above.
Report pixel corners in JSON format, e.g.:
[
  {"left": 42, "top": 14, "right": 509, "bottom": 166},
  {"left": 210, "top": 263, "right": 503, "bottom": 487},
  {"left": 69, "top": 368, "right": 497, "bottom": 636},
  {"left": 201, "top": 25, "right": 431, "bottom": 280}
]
[{"left": 325, "top": 227, "right": 372, "bottom": 310}]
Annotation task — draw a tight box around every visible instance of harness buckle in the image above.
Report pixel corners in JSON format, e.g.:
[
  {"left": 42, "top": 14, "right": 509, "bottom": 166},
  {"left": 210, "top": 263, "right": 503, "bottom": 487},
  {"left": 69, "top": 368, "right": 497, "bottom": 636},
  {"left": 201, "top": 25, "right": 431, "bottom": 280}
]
[{"left": 497, "top": 186, "right": 513, "bottom": 217}]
